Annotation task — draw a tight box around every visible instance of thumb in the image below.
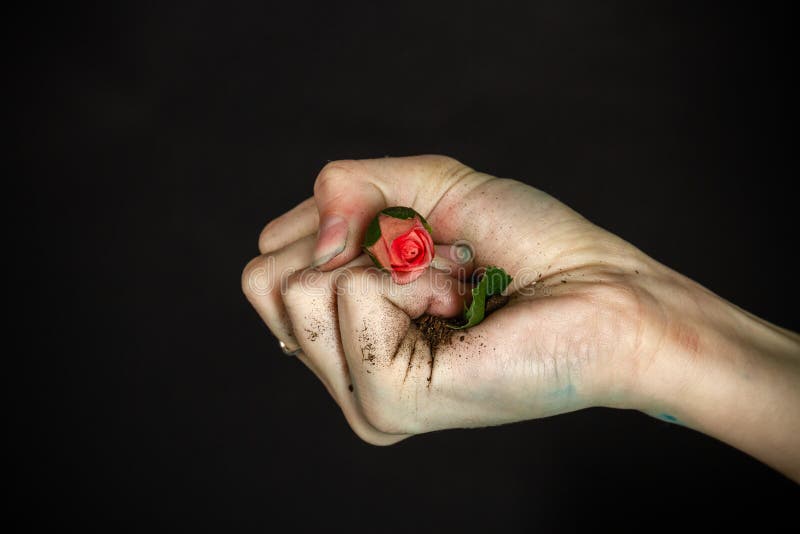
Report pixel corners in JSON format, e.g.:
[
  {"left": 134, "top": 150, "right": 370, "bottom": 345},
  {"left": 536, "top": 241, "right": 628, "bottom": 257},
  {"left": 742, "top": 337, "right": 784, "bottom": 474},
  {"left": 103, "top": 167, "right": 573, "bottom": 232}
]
[
  {"left": 310, "top": 161, "right": 384, "bottom": 269},
  {"left": 310, "top": 156, "right": 474, "bottom": 270}
]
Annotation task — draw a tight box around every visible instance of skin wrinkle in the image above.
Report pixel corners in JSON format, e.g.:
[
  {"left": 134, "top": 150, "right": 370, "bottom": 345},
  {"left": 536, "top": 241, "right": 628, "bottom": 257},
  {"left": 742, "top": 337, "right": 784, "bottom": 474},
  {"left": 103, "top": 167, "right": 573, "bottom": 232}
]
[
  {"left": 397, "top": 331, "right": 416, "bottom": 367},
  {"left": 373, "top": 158, "right": 462, "bottom": 217},
  {"left": 327, "top": 289, "right": 355, "bottom": 394},
  {"left": 402, "top": 332, "right": 420, "bottom": 385},
  {"left": 544, "top": 219, "right": 644, "bottom": 277},
  {"left": 427, "top": 350, "right": 435, "bottom": 387},
  {"left": 314, "top": 167, "right": 360, "bottom": 206},
  {"left": 596, "top": 284, "right": 648, "bottom": 403},
  {"left": 427, "top": 165, "right": 489, "bottom": 222},
  {"left": 622, "top": 284, "right": 661, "bottom": 400},
  {"left": 369, "top": 180, "right": 391, "bottom": 214},
  {"left": 523, "top": 291, "right": 606, "bottom": 405},
  {"left": 426, "top": 172, "right": 493, "bottom": 238},
  {"left": 389, "top": 326, "right": 409, "bottom": 363}
]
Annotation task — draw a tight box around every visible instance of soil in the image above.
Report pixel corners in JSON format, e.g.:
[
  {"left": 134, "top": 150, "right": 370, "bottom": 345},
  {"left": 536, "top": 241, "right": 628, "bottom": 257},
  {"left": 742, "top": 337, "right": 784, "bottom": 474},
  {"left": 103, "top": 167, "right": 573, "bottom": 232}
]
[
  {"left": 413, "top": 293, "right": 510, "bottom": 353},
  {"left": 413, "top": 315, "right": 456, "bottom": 353}
]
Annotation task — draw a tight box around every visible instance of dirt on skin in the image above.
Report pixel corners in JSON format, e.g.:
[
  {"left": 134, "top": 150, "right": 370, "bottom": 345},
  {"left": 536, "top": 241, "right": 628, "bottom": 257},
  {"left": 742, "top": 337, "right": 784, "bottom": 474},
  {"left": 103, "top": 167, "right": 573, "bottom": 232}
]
[
  {"left": 484, "top": 293, "right": 509, "bottom": 315},
  {"left": 413, "top": 294, "right": 510, "bottom": 353}
]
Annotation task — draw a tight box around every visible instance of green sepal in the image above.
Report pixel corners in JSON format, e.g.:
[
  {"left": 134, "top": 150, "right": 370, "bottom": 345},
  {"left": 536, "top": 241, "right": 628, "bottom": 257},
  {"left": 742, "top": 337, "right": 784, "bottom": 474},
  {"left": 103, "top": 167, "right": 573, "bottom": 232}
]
[
  {"left": 363, "top": 215, "right": 382, "bottom": 247},
  {"left": 380, "top": 206, "right": 432, "bottom": 234},
  {"left": 380, "top": 206, "right": 419, "bottom": 220}
]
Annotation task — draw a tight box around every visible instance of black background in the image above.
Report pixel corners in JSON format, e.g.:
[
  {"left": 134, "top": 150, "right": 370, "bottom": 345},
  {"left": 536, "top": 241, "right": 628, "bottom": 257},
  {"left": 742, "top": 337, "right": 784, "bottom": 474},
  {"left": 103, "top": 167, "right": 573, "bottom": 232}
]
[{"left": 14, "top": 2, "right": 798, "bottom": 531}]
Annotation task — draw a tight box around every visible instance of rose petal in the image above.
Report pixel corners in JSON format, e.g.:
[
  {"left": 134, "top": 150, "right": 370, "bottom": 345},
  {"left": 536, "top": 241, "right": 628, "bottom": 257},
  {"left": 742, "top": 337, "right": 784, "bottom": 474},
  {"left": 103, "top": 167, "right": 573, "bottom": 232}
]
[
  {"left": 377, "top": 214, "right": 419, "bottom": 242},
  {"left": 390, "top": 231, "right": 425, "bottom": 268},
  {"left": 366, "top": 234, "right": 393, "bottom": 269},
  {"left": 393, "top": 234, "right": 432, "bottom": 270}
]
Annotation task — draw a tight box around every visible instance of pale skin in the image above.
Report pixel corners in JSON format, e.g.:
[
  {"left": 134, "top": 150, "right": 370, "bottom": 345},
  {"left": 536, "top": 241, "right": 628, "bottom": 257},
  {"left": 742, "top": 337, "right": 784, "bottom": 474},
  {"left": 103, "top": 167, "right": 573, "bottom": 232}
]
[{"left": 242, "top": 155, "right": 800, "bottom": 481}]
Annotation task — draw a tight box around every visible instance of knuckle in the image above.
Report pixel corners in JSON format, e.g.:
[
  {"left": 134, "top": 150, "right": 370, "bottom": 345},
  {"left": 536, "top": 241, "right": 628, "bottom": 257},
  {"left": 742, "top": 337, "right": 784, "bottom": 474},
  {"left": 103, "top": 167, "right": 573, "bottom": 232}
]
[
  {"left": 333, "top": 266, "right": 371, "bottom": 298},
  {"left": 429, "top": 154, "right": 462, "bottom": 168},
  {"left": 241, "top": 255, "right": 266, "bottom": 298},
  {"left": 241, "top": 253, "right": 282, "bottom": 299},
  {"left": 314, "top": 160, "right": 360, "bottom": 197},
  {"left": 429, "top": 154, "right": 471, "bottom": 181}
]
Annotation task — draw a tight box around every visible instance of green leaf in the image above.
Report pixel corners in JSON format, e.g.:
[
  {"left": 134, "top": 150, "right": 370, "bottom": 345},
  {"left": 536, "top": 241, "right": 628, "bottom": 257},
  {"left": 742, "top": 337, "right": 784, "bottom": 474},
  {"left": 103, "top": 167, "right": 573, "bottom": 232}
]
[
  {"left": 448, "top": 266, "right": 512, "bottom": 330},
  {"left": 483, "top": 266, "right": 512, "bottom": 295}
]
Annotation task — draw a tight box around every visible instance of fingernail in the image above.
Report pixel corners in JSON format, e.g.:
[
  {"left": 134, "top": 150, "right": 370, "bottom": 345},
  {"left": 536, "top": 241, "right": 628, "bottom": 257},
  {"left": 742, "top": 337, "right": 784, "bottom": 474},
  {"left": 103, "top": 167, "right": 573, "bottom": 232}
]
[{"left": 312, "top": 215, "right": 348, "bottom": 267}]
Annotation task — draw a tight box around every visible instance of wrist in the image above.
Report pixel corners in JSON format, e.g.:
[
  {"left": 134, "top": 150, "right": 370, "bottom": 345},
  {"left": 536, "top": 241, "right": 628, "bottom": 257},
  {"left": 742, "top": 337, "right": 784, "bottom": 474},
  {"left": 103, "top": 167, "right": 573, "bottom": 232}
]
[{"left": 629, "top": 266, "right": 800, "bottom": 479}]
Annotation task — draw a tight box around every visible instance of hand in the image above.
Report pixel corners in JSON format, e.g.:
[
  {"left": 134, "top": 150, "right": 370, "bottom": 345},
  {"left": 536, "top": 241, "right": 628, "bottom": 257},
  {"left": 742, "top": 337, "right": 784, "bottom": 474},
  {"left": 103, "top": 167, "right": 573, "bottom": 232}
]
[{"left": 242, "top": 156, "right": 800, "bottom": 480}]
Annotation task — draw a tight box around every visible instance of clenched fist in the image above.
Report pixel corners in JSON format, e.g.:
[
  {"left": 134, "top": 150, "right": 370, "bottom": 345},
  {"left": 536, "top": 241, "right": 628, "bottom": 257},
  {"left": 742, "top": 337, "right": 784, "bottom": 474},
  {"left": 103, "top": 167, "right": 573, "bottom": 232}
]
[{"left": 242, "top": 156, "right": 800, "bottom": 481}]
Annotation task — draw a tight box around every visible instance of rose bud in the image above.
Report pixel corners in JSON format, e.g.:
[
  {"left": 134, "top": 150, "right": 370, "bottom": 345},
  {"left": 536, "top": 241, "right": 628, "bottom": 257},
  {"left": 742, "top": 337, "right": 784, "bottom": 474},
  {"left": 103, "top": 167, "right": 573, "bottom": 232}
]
[{"left": 362, "top": 206, "right": 435, "bottom": 285}]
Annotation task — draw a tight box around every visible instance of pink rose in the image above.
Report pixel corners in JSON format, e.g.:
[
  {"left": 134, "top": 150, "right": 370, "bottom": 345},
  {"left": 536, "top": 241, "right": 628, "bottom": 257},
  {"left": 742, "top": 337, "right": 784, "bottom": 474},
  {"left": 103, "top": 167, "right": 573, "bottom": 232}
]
[{"left": 363, "top": 207, "right": 435, "bottom": 285}]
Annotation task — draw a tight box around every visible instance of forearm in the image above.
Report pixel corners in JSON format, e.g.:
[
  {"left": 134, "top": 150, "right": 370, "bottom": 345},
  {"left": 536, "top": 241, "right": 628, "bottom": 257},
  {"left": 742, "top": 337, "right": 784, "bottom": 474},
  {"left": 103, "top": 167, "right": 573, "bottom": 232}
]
[{"left": 636, "top": 269, "right": 800, "bottom": 481}]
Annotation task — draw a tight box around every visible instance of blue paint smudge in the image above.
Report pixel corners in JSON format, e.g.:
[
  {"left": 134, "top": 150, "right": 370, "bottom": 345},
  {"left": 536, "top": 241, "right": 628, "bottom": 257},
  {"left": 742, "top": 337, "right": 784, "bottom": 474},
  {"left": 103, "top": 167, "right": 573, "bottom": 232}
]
[
  {"left": 659, "top": 413, "right": 679, "bottom": 423},
  {"left": 547, "top": 384, "right": 576, "bottom": 400}
]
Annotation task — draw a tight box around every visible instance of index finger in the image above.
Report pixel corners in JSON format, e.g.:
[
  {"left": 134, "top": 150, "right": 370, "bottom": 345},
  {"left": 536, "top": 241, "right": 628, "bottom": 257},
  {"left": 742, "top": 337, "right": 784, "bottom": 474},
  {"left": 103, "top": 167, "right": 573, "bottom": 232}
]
[{"left": 259, "top": 197, "right": 318, "bottom": 254}]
